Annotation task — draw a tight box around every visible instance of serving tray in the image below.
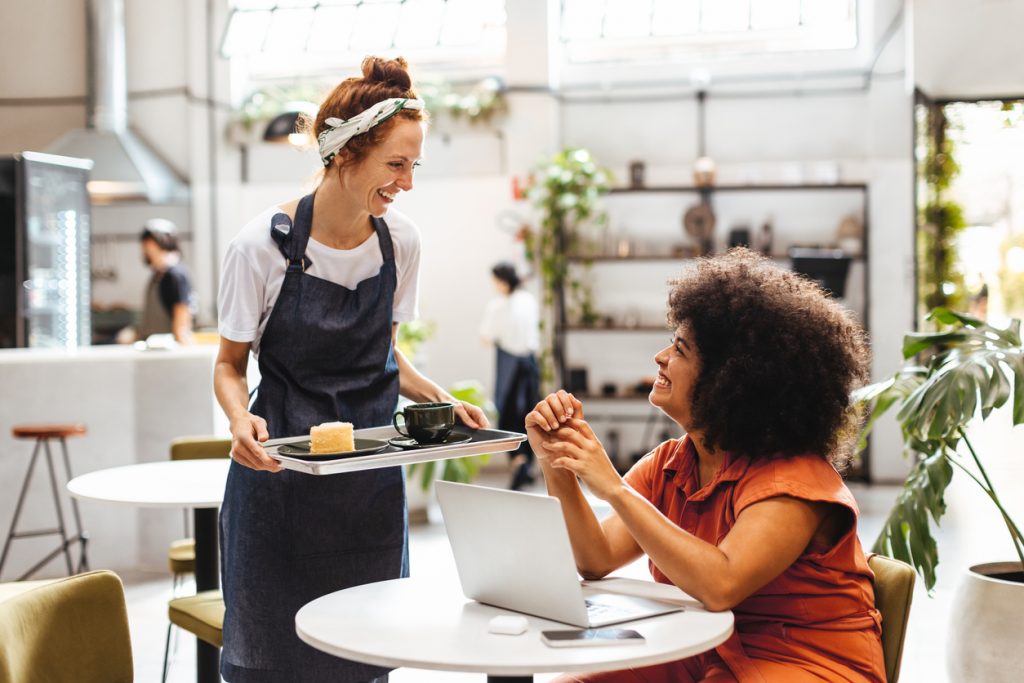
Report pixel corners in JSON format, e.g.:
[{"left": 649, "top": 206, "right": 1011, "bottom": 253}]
[{"left": 266, "top": 425, "right": 527, "bottom": 475}]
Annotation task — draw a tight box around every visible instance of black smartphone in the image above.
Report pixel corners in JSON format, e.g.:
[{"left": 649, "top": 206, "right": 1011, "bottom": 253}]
[{"left": 540, "top": 628, "right": 645, "bottom": 647}]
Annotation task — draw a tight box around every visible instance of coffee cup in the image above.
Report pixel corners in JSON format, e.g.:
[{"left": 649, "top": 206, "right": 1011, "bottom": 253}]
[{"left": 393, "top": 402, "right": 456, "bottom": 444}]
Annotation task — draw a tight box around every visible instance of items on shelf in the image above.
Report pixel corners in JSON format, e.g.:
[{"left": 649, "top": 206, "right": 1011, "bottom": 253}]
[
  {"left": 629, "top": 161, "right": 645, "bottom": 188},
  {"left": 693, "top": 156, "right": 716, "bottom": 187},
  {"left": 728, "top": 226, "right": 752, "bottom": 249},
  {"left": 567, "top": 367, "right": 589, "bottom": 396},
  {"left": 788, "top": 247, "right": 852, "bottom": 298},
  {"left": 682, "top": 201, "right": 716, "bottom": 255}
]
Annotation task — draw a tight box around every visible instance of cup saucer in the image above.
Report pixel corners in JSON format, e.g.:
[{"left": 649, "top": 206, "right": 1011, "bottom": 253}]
[{"left": 387, "top": 432, "right": 473, "bottom": 450}]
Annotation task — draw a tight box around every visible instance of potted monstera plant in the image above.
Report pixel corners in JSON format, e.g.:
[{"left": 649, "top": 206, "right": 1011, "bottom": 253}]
[{"left": 856, "top": 307, "right": 1023, "bottom": 682}]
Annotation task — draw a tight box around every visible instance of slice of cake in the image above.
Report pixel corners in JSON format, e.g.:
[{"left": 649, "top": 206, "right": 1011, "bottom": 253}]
[{"left": 309, "top": 421, "right": 354, "bottom": 454}]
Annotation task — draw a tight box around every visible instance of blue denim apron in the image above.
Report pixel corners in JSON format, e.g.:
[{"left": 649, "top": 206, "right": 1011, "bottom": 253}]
[{"left": 220, "top": 192, "right": 408, "bottom": 683}]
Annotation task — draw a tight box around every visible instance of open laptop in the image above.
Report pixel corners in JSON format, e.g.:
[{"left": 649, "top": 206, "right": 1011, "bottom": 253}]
[{"left": 435, "top": 480, "right": 684, "bottom": 628}]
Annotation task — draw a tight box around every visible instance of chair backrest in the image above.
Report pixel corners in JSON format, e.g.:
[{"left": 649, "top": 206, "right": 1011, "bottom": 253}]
[
  {"left": 170, "top": 436, "right": 232, "bottom": 461},
  {"left": 0, "top": 570, "right": 133, "bottom": 683},
  {"left": 868, "top": 553, "right": 916, "bottom": 683}
]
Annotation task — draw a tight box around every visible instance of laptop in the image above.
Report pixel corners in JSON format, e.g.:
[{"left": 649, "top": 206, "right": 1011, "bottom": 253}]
[{"left": 435, "top": 480, "right": 684, "bottom": 628}]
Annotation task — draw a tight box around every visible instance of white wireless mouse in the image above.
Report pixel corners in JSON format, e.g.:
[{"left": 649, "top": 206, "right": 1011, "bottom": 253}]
[{"left": 487, "top": 614, "right": 529, "bottom": 635}]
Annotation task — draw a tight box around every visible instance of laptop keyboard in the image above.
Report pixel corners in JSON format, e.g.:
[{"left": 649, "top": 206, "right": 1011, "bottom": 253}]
[{"left": 585, "top": 598, "right": 631, "bottom": 620}]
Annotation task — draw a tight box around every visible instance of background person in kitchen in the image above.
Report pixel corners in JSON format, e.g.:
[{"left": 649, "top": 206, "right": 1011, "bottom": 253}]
[
  {"left": 213, "top": 56, "right": 487, "bottom": 683},
  {"left": 136, "top": 218, "right": 195, "bottom": 343}
]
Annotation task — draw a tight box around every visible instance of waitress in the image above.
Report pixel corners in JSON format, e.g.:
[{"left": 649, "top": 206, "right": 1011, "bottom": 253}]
[{"left": 213, "top": 56, "right": 487, "bottom": 683}]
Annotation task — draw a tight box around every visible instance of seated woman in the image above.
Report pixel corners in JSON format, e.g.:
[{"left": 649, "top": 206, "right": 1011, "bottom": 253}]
[{"left": 526, "top": 249, "right": 884, "bottom": 682}]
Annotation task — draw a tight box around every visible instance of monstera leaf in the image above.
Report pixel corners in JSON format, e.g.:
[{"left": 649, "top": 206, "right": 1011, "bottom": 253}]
[{"left": 857, "top": 308, "right": 1024, "bottom": 591}]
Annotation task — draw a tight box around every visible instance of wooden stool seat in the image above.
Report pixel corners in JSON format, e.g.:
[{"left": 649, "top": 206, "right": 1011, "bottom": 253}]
[
  {"left": 168, "top": 538, "right": 196, "bottom": 575},
  {"left": 12, "top": 424, "right": 87, "bottom": 439}
]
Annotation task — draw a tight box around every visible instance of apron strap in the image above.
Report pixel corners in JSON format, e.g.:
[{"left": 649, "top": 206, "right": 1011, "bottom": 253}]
[
  {"left": 371, "top": 215, "right": 395, "bottom": 263},
  {"left": 269, "top": 193, "right": 316, "bottom": 273}
]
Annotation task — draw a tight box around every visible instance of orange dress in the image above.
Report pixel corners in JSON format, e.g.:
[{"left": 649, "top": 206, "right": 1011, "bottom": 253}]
[{"left": 561, "top": 437, "right": 885, "bottom": 683}]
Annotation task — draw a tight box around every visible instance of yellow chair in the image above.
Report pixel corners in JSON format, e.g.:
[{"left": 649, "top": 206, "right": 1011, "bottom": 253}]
[
  {"left": 868, "top": 553, "right": 916, "bottom": 683},
  {"left": 161, "top": 436, "right": 230, "bottom": 682},
  {"left": 166, "top": 437, "right": 231, "bottom": 584},
  {"left": 169, "top": 590, "right": 225, "bottom": 647},
  {"left": 0, "top": 570, "right": 132, "bottom": 683}
]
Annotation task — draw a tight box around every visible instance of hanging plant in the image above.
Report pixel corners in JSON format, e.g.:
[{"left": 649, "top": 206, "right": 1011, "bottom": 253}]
[
  {"left": 417, "top": 77, "right": 507, "bottom": 124},
  {"left": 918, "top": 104, "right": 968, "bottom": 323},
  {"left": 521, "top": 148, "right": 611, "bottom": 387}
]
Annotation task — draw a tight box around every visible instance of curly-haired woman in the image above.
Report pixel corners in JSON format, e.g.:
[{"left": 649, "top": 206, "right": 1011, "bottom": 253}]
[{"left": 526, "top": 249, "right": 884, "bottom": 682}]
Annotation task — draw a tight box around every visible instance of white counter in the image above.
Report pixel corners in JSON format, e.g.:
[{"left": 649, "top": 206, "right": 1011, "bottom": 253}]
[{"left": 0, "top": 344, "right": 227, "bottom": 577}]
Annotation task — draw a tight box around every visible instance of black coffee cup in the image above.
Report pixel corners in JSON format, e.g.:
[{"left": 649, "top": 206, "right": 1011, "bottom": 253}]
[{"left": 393, "top": 402, "right": 456, "bottom": 444}]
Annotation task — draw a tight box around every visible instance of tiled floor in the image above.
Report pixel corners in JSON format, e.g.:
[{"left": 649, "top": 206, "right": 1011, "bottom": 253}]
[{"left": 130, "top": 417, "right": 1023, "bottom": 682}]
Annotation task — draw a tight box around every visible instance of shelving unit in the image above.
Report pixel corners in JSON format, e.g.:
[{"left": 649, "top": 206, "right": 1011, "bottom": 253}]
[{"left": 552, "top": 181, "right": 871, "bottom": 477}]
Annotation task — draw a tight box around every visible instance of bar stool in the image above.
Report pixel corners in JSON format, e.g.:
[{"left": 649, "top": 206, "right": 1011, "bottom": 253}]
[{"left": 0, "top": 424, "right": 89, "bottom": 580}]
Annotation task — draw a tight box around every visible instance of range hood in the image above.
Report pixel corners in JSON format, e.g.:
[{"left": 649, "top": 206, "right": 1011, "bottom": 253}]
[{"left": 47, "top": 0, "right": 188, "bottom": 205}]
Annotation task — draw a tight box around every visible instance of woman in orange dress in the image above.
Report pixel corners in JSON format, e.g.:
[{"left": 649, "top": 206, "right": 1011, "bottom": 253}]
[{"left": 526, "top": 249, "right": 885, "bottom": 682}]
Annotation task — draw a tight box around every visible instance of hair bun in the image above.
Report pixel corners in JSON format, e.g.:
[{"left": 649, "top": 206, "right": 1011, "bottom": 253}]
[{"left": 361, "top": 56, "right": 412, "bottom": 90}]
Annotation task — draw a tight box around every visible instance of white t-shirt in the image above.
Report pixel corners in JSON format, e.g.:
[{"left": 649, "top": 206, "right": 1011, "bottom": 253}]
[
  {"left": 480, "top": 289, "right": 540, "bottom": 356},
  {"left": 218, "top": 205, "right": 421, "bottom": 356}
]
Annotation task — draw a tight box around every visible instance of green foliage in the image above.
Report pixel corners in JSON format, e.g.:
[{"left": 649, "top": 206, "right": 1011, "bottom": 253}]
[
  {"left": 417, "top": 78, "right": 507, "bottom": 123},
  {"left": 406, "top": 381, "right": 497, "bottom": 492},
  {"left": 523, "top": 148, "right": 612, "bottom": 386},
  {"left": 918, "top": 106, "right": 968, "bottom": 322},
  {"left": 396, "top": 319, "right": 437, "bottom": 360},
  {"left": 855, "top": 308, "right": 1024, "bottom": 591}
]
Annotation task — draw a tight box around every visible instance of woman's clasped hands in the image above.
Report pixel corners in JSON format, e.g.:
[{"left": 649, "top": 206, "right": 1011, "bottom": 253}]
[{"left": 525, "top": 390, "right": 623, "bottom": 501}]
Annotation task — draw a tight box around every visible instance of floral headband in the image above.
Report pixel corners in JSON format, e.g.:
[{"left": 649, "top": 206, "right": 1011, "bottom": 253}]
[{"left": 317, "top": 97, "right": 425, "bottom": 167}]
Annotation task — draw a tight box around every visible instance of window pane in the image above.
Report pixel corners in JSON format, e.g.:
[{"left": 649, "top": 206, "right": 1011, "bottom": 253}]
[
  {"left": 440, "top": 0, "right": 486, "bottom": 47},
  {"left": 350, "top": 2, "right": 402, "bottom": 50},
  {"left": 750, "top": 0, "right": 801, "bottom": 30},
  {"left": 232, "top": 0, "right": 275, "bottom": 10},
  {"left": 307, "top": 6, "right": 357, "bottom": 53},
  {"left": 561, "top": 0, "right": 606, "bottom": 41},
  {"left": 604, "top": 0, "right": 652, "bottom": 38},
  {"left": 651, "top": 0, "right": 699, "bottom": 36},
  {"left": 221, "top": 9, "right": 272, "bottom": 57},
  {"left": 264, "top": 8, "right": 315, "bottom": 53},
  {"left": 273, "top": 0, "right": 318, "bottom": 8},
  {"left": 803, "top": 0, "right": 852, "bottom": 27},
  {"left": 395, "top": 0, "right": 445, "bottom": 49},
  {"left": 701, "top": 0, "right": 750, "bottom": 33}
]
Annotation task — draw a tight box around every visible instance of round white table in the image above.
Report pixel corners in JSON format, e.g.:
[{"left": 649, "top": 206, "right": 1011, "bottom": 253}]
[
  {"left": 68, "top": 459, "right": 229, "bottom": 683},
  {"left": 296, "top": 575, "right": 734, "bottom": 682}
]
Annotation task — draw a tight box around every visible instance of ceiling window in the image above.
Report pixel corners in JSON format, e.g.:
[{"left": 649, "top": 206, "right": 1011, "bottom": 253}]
[
  {"left": 560, "top": 0, "right": 857, "bottom": 63},
  {"left": 222, "top": 0, "right": 506, "bottom": 76}
]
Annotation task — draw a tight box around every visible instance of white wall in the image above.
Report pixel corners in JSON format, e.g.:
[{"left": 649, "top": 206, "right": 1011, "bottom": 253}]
[{"left": 915, "top": 0, "right": 1024, "bottom": 99}]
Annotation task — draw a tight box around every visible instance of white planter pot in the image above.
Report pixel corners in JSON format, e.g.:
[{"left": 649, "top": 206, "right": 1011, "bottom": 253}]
[{"left": 946, "top": 561, "right": 1024, "bottom": 682}]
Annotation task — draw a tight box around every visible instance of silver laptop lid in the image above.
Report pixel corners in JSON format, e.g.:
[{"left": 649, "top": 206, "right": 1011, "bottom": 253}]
[{"left": 435, "top": 480, "right": 591, "bottom": 626}]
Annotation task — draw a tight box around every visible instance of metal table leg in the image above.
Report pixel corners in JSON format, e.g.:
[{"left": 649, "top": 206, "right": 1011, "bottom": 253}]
[{"left": 194, "top": 506, "right": 220, "bottom": 683}]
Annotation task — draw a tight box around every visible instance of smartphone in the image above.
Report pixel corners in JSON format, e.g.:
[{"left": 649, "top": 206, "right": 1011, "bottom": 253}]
[{"left": 541, "top": 628, "right": 645, "bottom": 647}]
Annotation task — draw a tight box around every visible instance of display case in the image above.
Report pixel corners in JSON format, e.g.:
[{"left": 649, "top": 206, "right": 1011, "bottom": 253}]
[{"left": 0, "top": 152, "right": 93, "bottom": 349}]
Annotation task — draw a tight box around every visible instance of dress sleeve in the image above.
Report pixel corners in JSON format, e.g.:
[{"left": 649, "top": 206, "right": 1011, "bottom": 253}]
[
  {"left": 732, "top": 454, "right": 855, "bottom": 517},
  {"left": 217, "top": 242, "right": 265, "bottom": 343}
]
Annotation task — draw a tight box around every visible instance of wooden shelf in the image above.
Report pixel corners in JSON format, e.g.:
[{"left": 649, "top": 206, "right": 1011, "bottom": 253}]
[
  {"left": 566, "top": 253, "right": 865, "bottom": 263},
  {"left": 608, "top": 183, "right": 868, "bottom": 194}
]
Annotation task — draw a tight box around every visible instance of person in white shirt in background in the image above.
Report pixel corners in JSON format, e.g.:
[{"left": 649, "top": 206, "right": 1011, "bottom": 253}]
[{"left": 480, "top": 261, "right": 541, "bottom": 489}]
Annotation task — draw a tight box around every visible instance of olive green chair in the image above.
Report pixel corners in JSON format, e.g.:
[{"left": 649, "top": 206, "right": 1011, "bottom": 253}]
[
  {"left": 167, "top": 436, "right": 232, "bottom": 580},
  {"left": 867, "top": 553, "right": 916, "bottom": 683},
  {"left": 0, "top": 570, "right": 132, "bottom": 683},
  {"left": 162, "top": 436, "right": 230, "bottom": 682}
]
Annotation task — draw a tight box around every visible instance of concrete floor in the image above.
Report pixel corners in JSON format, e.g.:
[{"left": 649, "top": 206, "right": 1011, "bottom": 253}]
[{"left": 125, "top": 413, "right": 1024, "bottom": 682}]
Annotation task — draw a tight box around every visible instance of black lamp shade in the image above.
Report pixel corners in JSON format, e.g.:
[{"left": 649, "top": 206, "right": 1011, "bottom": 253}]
[{"left": 263, "top": 111, "right": 302, "bottom": 142}]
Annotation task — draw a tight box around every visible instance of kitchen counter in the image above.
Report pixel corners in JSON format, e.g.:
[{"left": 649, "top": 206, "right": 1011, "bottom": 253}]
[{"left": 0, "top": 344, "right": 228, "bottom": 576}]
